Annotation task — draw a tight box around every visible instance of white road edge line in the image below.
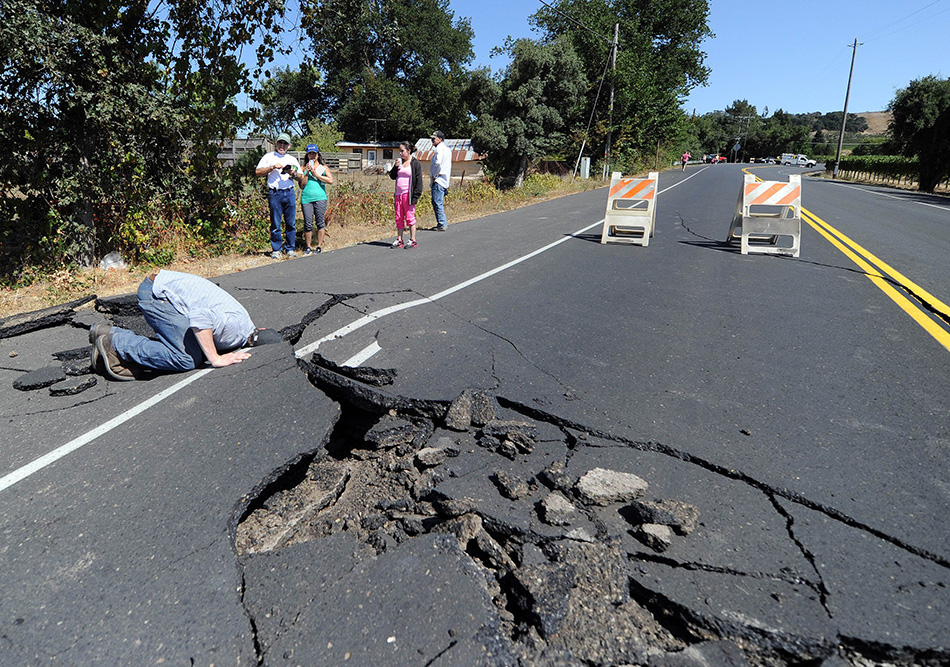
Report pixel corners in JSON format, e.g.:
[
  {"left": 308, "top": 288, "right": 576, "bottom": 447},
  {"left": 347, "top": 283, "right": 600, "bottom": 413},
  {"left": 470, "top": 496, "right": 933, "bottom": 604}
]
[
  {"left": 294, "top": 217, "right": 608, "bottom": 358},
  {"left": 0, "top": 369, "right": 213, "bottom": 493},
  {"left": 3, "top": 175, "right": 686, "bottom": 494},
  {"left": 341, "top": 341, "right": 382, "bottom": 367},
  {"left": 822, "top": 179, "right": 950, "bottom": 211},
  {"left": 296, "top": 176, "right": 687, "bottom": 360}
]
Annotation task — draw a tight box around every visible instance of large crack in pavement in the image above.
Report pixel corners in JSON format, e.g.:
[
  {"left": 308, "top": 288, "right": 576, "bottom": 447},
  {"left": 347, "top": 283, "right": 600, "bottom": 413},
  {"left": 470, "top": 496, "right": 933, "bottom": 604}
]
[{"left": 232, "top": 351, "right": 950, "bottom": 666}]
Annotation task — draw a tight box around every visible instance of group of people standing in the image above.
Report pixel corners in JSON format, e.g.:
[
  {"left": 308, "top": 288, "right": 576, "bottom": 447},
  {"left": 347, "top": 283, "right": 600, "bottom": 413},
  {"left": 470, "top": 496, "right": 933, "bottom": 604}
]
[{"left": 255, "top": 130, "right": 452, "bottom": 257}]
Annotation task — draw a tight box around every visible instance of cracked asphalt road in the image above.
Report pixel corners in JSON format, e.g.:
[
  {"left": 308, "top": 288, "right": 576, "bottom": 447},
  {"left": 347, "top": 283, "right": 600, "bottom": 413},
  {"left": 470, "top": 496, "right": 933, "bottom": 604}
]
[{"left": 0, "top": 164, "right": 947, "bottom": 664}]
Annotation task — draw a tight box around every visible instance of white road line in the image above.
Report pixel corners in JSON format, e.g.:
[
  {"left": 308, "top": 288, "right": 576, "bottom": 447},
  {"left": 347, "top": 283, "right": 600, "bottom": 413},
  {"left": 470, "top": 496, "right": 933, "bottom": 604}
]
[
  {"left": 296, "top": 177, "right": 687, "bottom": 360},
  {"left": 341, "top": 341, "right": 382, "bottom": 367},
  {"left": 0, "top": 369, "right": 213, "bottom": 493},
  {"left": 826, "top": 180, "right": 950, "bottom": 211},
  {"left": 294, "top": 217, "right": 607, "bottom": 358}
]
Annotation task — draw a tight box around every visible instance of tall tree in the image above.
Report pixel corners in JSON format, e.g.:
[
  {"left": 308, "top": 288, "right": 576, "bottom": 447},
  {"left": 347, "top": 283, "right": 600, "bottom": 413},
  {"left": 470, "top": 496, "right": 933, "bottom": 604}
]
[
  {"left": 889, "top": 75, "right": 950, "bottom": 193},
  {"left": 531, "top": 0, "right": 712, "bottom": 165},
  {"left": 299, "top": 0, "right": 475, "bottom": 140},
  {"left": 0, "top": 0, "right": 288, "bottom": 269},
  {"left": 472, "top": 37, "right": 588, "bottom": 187}
]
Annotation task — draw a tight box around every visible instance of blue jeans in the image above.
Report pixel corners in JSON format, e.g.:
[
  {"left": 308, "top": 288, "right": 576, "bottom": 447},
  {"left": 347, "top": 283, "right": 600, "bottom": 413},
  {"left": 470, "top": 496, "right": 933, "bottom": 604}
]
[
  {"left": 431, "top": 182, "right": 447, "bottom": 229},
  {"left": 269, "top": 188, "right": 297, "bottom": 252},
  {"left": 111, "top": 278, "right": 204, "bottom": 371}
]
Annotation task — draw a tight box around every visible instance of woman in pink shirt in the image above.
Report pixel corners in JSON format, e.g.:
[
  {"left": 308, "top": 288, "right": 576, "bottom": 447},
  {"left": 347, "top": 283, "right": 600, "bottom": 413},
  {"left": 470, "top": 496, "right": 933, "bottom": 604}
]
[{"left": 388, "top": 141, "right": 423, "bottom": 248}]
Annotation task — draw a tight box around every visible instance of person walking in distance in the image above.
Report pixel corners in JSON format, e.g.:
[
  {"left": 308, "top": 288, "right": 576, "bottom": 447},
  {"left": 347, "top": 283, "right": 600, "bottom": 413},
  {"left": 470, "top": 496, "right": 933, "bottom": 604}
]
[
  {"left": 256, "top": 133, "right": 303, "bottom": 259},
  {"left": 388, "top": 141, "right": 423, "bottom": 248},
  {"left": 681, "top": 151, "right": 691, "bottom": 172},
  {"left": 299, "top": 144, "right": 333, "bottom": 255},
  {"left": 429, "top": 130, "right": 451, "bottom": 231}
]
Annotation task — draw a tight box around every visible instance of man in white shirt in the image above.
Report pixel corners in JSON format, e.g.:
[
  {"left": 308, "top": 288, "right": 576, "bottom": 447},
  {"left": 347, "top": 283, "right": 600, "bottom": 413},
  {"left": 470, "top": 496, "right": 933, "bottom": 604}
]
[
  {"left": 429, "top": 130, "right": 451, "bottom": 231},
  {"left": 255, "top": 132, "right": 303, "bottom": 258}
]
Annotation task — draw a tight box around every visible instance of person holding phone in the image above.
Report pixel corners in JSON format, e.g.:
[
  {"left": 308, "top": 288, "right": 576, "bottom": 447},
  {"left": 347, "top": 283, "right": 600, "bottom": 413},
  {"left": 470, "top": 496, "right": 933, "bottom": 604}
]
[
  {"left": 299, "top": 144, "right": 334, "bottom": 255},
  {"left": 255, "top": 132, "right": 303, "bottom": 259},
  {"left": 388, "top": 141, "right": 423, "bottom": 248}
]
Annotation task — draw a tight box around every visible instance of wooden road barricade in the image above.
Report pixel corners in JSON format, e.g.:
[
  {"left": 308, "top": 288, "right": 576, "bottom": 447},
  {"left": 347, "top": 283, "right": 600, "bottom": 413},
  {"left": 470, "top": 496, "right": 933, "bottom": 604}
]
[{"left": 601, "top": 172, "right": 658, "bottom": 246}]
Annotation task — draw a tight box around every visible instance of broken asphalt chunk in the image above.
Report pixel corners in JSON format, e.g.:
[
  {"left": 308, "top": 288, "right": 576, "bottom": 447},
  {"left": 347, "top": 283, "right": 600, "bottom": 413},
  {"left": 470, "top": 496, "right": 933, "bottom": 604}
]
[
  {"left": 575, "top": 467, "right": 648, "bottom": 506},
  {"left": 445, "top": 388, "right": 498, "bottom": 430},
  {"left": 539, "top": 491, "right": 576, "bottom": 526},
  {"left": 49, "top": 376, "right": 97, "bottom": 396},
  {"left": 13, "top": 366, "right": 67, "bottom": 391},
  {"left": 634, "top": 523, "right": 674, "bottom": 553},
  {"left": 62, "top": 355, "right": 93, "bottom": 376},
  {"left": 415, "top": 446, "right": 448, "bottom": 468},
  {"left": 491, "top": 470, "right": 530, "bottom": 500},
  {"left": 309, "top": 352, "right": 396, "bottom": 387},
  {"left": 625, "top": 498, "right": 700, "bottom": 536},
  {"left": 0, "top": 295, "right": 95, "bottom": 339},
  {"left": 364, "top": 414, "right": 416, "bottom": 449}
]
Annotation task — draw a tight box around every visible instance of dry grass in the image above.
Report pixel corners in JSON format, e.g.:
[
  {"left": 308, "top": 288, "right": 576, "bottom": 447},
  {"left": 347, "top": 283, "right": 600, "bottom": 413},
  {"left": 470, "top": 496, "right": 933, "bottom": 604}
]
[{"left": 0, "top": 178, "right": 605, "bottom": 319}]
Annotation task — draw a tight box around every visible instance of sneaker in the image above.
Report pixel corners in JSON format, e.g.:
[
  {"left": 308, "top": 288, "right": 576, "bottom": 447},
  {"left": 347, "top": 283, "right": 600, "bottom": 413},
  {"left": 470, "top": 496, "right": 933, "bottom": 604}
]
[
  {"left": 286, "top": 250, "right": 296, "bottom": 258},
  {"left": 405, "top": 239, "right": 417, "bottom": 249},
  {"left": 303, "top": 247, "right": 313, "bottom": 256},
  {"left": 271, "top": 250, "right": 282, "bottom": 260},
  {"left": 88, "top": 322, "right": 112, "bottom": 344},
  {"left": 434, "top": 225, "right": 447, "bottom": 232},
  {"left": 95, "top": 334, "right": 137, "bottom": 381},
  {"left": 392, "top": 238, "right": 405, "bottom": 248},
  {"left": 315, "top": 246, "right": 322, "bottom": 254}
]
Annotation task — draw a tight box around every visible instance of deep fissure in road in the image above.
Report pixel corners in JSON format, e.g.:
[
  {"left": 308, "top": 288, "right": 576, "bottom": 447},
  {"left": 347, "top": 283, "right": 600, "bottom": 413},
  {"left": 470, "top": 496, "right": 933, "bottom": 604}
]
[{"left": 232, "top": 355, "right": 949, "bottom": 666}]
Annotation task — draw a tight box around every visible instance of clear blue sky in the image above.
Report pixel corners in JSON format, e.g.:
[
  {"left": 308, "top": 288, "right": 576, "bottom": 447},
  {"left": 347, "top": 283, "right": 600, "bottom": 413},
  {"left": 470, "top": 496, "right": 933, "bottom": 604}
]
[{"left": 449, "top": 0, "right": 950, "bottom": 115}]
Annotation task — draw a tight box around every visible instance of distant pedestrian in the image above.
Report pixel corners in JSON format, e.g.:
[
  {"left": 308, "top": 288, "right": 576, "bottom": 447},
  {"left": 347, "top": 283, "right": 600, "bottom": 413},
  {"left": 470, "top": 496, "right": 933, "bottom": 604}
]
[
  {"left": 681, "top": 151, "right": 691, "bottom": 171},
  {"left": 388, "top": 141, "right": 423, "bottom": 249},
  {"left": 429, "top": 130, "right": 451, "bottom": 231},
  {"left": 89, "top": 270, "right": 281, "bottom": 381},
  {"left": 255, "top": 132, "right": 303, "bottom": 259},
  {"left": 299, "top": 144, "right": 334, "bottom": 255}
]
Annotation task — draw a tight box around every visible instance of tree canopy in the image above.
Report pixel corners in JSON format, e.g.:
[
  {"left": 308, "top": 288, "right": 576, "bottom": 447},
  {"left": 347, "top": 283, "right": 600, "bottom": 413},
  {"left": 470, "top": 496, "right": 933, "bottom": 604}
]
[
  {"left": 888, "top": 75, "right": 950, "bottom": 192},
  {"left": 298, "top": 0, "right": 476, "bottom": 140},
  {"left": 530, "top": 0, "right": 713, "bottom": 164},
  {"left": 0, "top": 0, "right": 290, "bottom": 270},
  {"left": 471, "top": 38, "right": 589, "bottom": 186}
]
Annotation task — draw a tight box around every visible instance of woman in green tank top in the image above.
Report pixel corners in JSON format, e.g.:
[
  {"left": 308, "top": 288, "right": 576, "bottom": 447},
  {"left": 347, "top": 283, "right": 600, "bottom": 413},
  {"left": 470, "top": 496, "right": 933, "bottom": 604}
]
[{"left": 300, "top": 144, "right": 334, "bottom": 255}]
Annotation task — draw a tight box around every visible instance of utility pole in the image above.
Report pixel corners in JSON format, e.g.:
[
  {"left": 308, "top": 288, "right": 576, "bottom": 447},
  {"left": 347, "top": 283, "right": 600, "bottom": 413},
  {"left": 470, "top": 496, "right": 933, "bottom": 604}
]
[
  {"left": 833, "top": 39, "right": 860, "bottom": 180},
  {"left": 368, "top": 118, "right": 386, "bottom": 144},
  {"left": 603, "top": 22, "right": 619, "bottom": 178}
]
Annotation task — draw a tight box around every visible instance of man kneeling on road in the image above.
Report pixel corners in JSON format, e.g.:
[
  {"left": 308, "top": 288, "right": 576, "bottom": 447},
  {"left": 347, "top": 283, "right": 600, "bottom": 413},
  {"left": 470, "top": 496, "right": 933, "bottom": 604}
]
[{"left": 89, "top": 270, "right": 281, "bottom": 381}]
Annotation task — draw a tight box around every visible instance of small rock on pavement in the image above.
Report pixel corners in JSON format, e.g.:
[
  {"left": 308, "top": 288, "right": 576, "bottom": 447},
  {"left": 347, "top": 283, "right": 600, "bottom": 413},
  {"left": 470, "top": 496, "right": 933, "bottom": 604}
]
[
  {"left": 575, "top": 467, "right": 648, "bottom": 506},
  {"left": 626, "top": 498, "right": 699, "bottom": 536},
  {"left": 634, "top": 523, "right": 673, "bottom": 553},
  {"left": 364, "top": 414, "right": 416, "bottom": 449},
  {"left": 539, "top": 491, "right": 576, "bottom": 526},
  {"left": 415, "top": 447, "right": 448, "bottom": 468},
  {"left": 13, "top": 367, "right": 67, "bottom": 391},
  {"left": 50, "top": 376, "right": 97, "bottom": 396}
]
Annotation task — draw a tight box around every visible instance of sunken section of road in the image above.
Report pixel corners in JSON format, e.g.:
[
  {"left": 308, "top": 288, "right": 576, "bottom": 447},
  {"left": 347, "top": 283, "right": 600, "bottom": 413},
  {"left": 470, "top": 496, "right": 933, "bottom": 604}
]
[{"left": 237, "top": 360, "right": 949, "bottom": 666}]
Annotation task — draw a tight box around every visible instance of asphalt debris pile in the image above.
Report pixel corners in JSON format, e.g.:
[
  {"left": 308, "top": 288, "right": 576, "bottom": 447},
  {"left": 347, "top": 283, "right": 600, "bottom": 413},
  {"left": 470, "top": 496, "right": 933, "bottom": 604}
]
[{"left": 239, "top": 385, "right": 835, "bottom": 666}]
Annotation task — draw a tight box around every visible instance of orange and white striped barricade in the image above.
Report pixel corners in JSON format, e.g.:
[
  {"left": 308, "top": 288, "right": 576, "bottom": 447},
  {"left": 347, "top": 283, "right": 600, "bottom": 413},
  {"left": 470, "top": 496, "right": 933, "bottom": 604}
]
[
  {"left": 726, "top": 173, "right": 801, "bottom": 257},
  {"left": 601, "top": 171, "right": 658, "bottom": 246}
]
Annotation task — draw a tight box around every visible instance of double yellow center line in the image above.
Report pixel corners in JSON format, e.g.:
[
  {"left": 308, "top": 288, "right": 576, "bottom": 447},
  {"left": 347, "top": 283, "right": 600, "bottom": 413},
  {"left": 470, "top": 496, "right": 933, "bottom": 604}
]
[{"left": 801, "top": 207, "right": 950, "bottom": 352}]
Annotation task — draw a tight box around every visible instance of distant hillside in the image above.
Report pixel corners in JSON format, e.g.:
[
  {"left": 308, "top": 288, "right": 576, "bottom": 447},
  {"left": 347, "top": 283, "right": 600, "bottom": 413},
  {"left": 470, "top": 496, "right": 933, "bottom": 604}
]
[{"left": 856, "top": 111, "right": 891, "bottom": 135}]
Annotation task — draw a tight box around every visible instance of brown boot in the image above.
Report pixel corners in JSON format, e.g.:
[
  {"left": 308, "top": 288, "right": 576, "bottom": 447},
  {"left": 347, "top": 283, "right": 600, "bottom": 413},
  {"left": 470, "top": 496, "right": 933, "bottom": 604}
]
[{"left": 95, "top": 334, "right": 137, "bottom": 381}]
